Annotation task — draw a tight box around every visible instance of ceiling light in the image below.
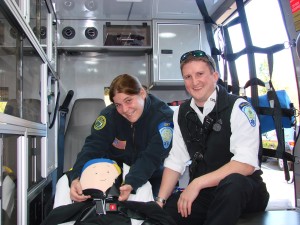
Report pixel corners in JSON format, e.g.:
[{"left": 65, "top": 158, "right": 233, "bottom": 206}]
[
  {"left": 159, "top": 32, "right": 176, "bottom": 38},
  {"left": 116, "top": 0, "right": 143, "bottom": 2}
]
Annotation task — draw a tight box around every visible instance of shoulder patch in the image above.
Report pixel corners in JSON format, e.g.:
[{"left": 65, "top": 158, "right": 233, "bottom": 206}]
[
  {"left": 94, "top": 115, "right": 106, "bottom": 130},
  {"left": 158, "top": 122, "right": 174, "bottom": 149},
  {"left": 239, "top": 102, "right": 256, "bottom": 127}
]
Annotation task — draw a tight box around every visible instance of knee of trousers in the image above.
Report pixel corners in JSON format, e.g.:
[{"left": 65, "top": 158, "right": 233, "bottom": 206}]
[{"left": 216, "top": 173, "right": 252, "bottom": 201}]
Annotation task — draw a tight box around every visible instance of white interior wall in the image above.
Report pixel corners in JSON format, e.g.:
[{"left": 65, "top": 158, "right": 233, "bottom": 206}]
[{"left": 58, "top": 52, "right": 150, "bottom": 111}]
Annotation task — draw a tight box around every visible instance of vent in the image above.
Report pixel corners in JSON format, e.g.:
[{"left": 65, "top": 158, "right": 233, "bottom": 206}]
[
  {"left": 62, "top": 0, "right": 75, "bottom": 10},
  {"left": 62, "top": 26, "right": 76, "bottom": 39},
  {"left": 84, "top": 0, "right": 97, "bottom": 11},
  {"left": 85, "top": 27, "right": 98, "bottom": 40}
]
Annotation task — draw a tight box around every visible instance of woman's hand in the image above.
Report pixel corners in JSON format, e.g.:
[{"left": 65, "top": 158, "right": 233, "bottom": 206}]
[
  {"left": 70, "top": 178, "right": 91, "bottom": 202},
  {"left": 118, "top": 184, "right": 133, "bottom": 201}
]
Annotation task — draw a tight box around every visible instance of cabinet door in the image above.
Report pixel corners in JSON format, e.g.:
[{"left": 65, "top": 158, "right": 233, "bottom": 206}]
[{"left": 155, "top": 23, "right": 201, "bottom": 84}]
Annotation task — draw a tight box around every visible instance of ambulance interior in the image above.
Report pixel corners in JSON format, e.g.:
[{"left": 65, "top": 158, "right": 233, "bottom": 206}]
[{"left": 0, "top": 0, "right": 300, "bottom": 224}]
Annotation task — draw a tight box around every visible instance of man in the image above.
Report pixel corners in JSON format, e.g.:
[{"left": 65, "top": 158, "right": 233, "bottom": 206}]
[{"left": 156, "top": 50, "right": 269, "bottom": 225}]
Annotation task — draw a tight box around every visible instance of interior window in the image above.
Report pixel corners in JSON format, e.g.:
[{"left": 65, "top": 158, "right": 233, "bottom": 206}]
[{"left": 218, "top": 0, "right": 298, "bottom": 110}]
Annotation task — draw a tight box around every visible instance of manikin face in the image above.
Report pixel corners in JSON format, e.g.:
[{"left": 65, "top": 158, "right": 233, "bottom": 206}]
[
  {"left": 182, "top": 60, "right": 219, "bottom": 107},
  {"left": 80, "top": 162, "right": 120, "bottom": 193},
  {"left": 113, "top": 89, "right": 146, "bottom": 123}
]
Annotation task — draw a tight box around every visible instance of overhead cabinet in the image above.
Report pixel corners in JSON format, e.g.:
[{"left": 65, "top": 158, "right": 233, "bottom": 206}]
[
  {"left": 57, "top": 20, "right": 152, "bottom": 52},
  {"left": 152, "top": 20, "right": 202, "bottom": 87}
]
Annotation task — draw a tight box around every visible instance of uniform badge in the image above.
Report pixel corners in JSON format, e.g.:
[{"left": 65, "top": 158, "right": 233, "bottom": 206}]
[
  {"left": 94, "top": 115, "right": 106, "bottom": 130},
  {"left": 239, "top": 102, "right": 256, "bottom": 127},
  {"left": 158, "top": 122, "right": 174, "bottom": 149}
]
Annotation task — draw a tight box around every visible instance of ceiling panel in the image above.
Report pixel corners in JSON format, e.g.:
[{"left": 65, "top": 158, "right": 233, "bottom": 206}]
[{"left": 51, "top": 0, "right": 229, "bottom": 21}]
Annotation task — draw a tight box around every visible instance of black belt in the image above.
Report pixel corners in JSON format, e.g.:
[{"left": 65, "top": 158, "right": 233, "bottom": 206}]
[{"left": 95, "top": 197, "right": 120, "bottom": 215}]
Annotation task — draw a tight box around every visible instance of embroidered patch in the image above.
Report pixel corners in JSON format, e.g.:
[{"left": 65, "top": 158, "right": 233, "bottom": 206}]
[
  {"left": 158, "top": 122, "right": 174, "bottom": 149},
  {"left": 94, "top": 115, "right": 106, "bottom": 130},
  {"left": 112, "top": 138, "right": 126, "bottom": 150},
  {"left": 239, "top": 102, "right": 256, "bottom": 127}
]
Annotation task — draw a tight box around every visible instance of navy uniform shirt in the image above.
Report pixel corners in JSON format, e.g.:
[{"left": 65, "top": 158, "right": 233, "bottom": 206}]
[{"left": 69, "top": 94, "right": 174, "bottom": 192}]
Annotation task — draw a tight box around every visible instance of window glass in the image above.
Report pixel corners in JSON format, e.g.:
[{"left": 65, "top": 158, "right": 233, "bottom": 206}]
[
  {"left": 0, "top": 8, "right": 43, "bottom": 123},
  {"left": 28, "top": 136, "right": 42, "bottom": 189},
  {"left": 1, "top": 134, "right": 43, "bottom": 224},
  {"left": 246, "top": 0, "right": 298, "bottom": 109},
  {"left": 218, "top": 0, "right": 298, "bottom": 111},
  {"left": 1, "top": 134, "right": 18, "bottom": 225},
  {"left": 0, "top": 10, "right": 18, "bottom": 114},
  {"left": 30, "top": 0, "right": 49, "bottom": 46},
  {"left": 23, "top": 38, "right": 43, "bottom": 123}
]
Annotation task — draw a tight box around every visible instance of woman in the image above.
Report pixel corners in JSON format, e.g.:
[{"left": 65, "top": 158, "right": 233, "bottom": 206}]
[{"left": 69, "top": 74, "right": 174, "bottom": 202}]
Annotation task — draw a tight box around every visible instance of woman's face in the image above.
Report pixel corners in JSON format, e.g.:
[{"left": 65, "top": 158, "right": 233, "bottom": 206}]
[{"left": 113, "top": 89, "right": 146, "bottom": 123}]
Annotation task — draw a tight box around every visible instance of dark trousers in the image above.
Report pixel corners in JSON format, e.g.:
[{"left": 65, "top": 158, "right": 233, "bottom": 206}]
[{"left": 164, "top": 172, "right": 269, "bottom": 225}]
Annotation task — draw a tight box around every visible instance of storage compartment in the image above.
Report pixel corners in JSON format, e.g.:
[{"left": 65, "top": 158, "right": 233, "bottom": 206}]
[
  {"left": 103, "top": 23, "right": 150, "bottom": 46},
  {"left": 151, "top": 20, "right": 205, "bottom": 87}
]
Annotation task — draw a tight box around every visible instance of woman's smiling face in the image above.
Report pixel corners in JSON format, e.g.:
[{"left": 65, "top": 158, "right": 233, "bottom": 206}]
[{"left": 113, "top": 89, "right": 146, "bottom": 123}]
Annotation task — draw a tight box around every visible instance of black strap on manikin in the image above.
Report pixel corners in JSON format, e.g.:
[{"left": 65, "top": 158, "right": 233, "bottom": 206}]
[{"left": 57, "top": 90, "right": 74, "bottom": 179}]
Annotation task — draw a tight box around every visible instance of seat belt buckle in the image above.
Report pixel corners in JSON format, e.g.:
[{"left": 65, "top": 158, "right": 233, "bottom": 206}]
[
  {"left": 105, "top": 196, "right": 119, "bottom": 213},
  {"left": 95, "top": 199, "right": 106, "bottom": 215},
  {"left": 95, "top": 198, "right": 119, "bottom": 215},
  {"left": 105, "top": 202, "right": 118, "bottom": 212}
]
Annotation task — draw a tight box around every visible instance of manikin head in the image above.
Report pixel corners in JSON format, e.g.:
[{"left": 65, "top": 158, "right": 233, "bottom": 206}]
[{"left": 80, "top": 158, "right": 121, "bottom": 193}]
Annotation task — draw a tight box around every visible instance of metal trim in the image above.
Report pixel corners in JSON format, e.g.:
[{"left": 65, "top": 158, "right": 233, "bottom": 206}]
[
  {"left": 0, "top": 114, "right": 46, "bottom": 131},
  {"left": 3, "top": 0, "right": 58, "bottom": 78},
  {"left": 17, "top": 136, "right": 28, "bottom": 225}
]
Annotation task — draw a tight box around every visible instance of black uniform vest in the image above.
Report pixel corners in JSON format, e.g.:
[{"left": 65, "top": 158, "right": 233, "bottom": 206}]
[{"left": 178, "top": 85, "right": 239, "bottom": 181}]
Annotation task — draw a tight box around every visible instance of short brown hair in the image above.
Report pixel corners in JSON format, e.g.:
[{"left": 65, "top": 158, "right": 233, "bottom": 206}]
[{"left": 180, "top": 51, "right": 216, "bottom": 73}]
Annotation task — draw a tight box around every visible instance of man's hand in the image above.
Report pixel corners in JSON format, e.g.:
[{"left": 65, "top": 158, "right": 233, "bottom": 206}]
[
  {"left": 70, "top": 178, "right": 91, "bottom": 202},
  {"left": 156, "top": 201, "right": 164, "bottom": 208},
  {"left": 177, "top": 179, "right": 201, "bottom": 217},
  {"left": 118, "top": 184, "right": 133, "bottom": 201}
]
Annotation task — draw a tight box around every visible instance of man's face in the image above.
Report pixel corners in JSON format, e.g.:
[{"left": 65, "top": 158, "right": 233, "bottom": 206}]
[
  {"left": 80, "top": 162, "right": 120, "bottom": 193},
  {"left": 182, "top": 60, "right": 218, "bottom": 107},
  {"left": 113, "top": 89, "right": 146, "bottom": 123}
]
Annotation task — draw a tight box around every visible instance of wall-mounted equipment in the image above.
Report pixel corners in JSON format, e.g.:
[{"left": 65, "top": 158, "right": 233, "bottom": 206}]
[
  {"left": 62, "top": 26, "right": 76, "bottom": 40},
  {"left": 85, "top": 27, "right": 98, "bottom": 40}
]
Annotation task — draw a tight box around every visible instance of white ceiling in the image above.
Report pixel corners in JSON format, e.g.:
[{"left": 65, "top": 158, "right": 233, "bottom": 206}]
[{"left": 51, "top": 0, "right": 229, "bottom": 21}]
